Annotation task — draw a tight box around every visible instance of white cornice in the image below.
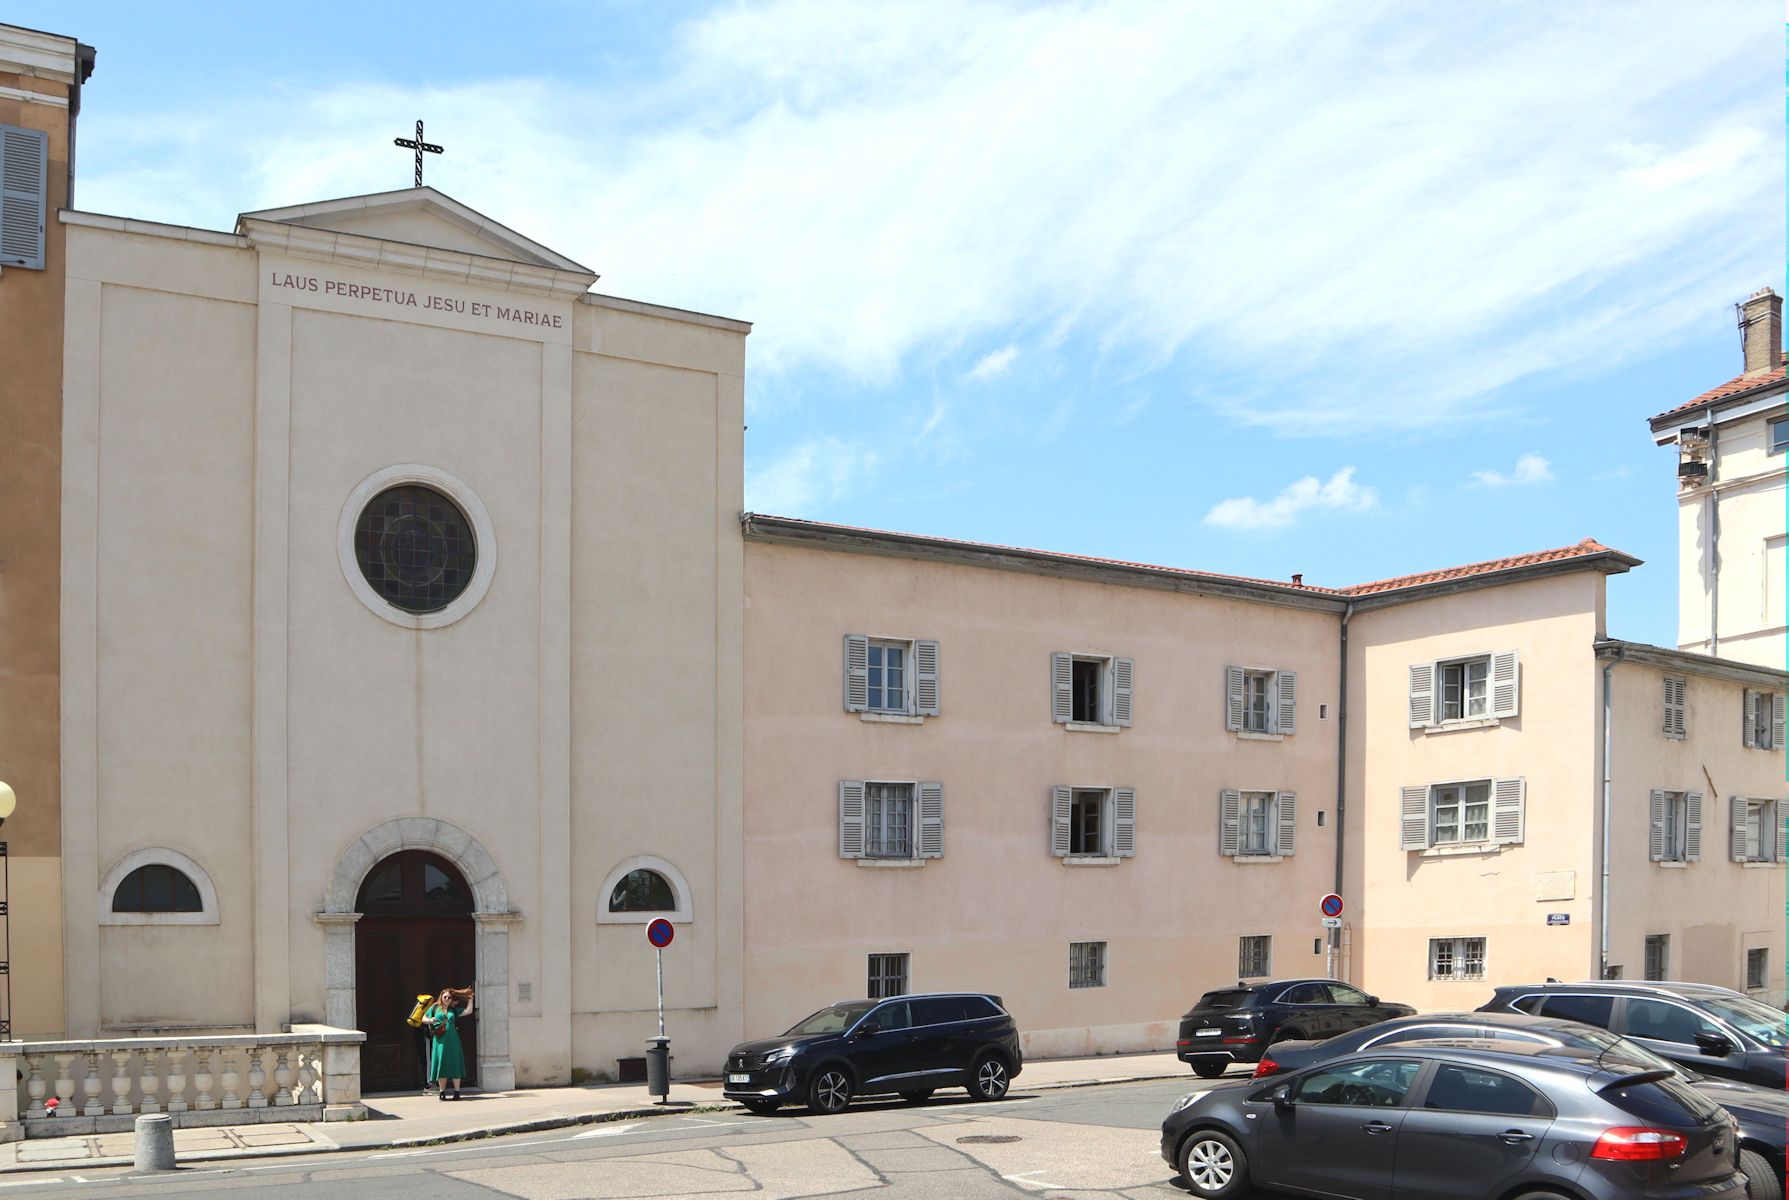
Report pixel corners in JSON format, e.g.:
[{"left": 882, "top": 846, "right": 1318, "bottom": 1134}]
[
  {"left": 239, "top": 218, "right": 595, "bottom": 300},
  {"left": 582, "top": 291, "right": 752, "bottom": 334},
  {"left": 0, "top": 83, "right": 66, "bottom": 108},
  {"left": 0, "top": 25, "right": 78, "bottom": 84}
]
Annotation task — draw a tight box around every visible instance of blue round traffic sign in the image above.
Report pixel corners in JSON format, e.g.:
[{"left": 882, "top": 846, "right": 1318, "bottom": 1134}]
[
  {"left": 1320, "top": 893, "right": 1344, "bottom": 918},
  {"left": 646, "top": 918, "right": 675, "bottom": 948}
]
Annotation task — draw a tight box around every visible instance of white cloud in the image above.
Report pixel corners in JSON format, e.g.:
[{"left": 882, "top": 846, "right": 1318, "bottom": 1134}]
[
  {"left": 745, "top": 437, "right": 878, "bottom": 514},
  {"left": 1471, "top": 454, "right": 1554, "bottom": 487},
  {"left": 965, "top": 345, "right": 1019, "bottom": 382},
  {"left": 1203, "top": 467, "right": 1379, "bottom": 531}
]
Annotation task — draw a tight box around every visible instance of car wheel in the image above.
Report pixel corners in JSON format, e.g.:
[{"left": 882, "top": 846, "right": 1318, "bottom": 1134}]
[
  {"left": 1189, "top": 1061, "right": 1226, "bottom": 1079},
  {"left": 806, "top": 1067, "right": 852, "bottom": 1115},
  {"left": 740, "top": 1098, "right": 779, "bottom": 1116},
  {"left": 968, "top": 1055, "right": 1011, "bottom": 1101},
  {"left": 1177, "top": 1129, "right": 1249, "bottom": 1198},
  {"left": 899, "top": 1089, "right": 934, "bottom": 1105},
  {"left": 1739, "top": 1149, "right": 1780, "bottom": 1200}
]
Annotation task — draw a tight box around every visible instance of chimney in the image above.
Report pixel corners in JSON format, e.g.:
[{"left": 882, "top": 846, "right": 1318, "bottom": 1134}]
[
  {"left": 1737, "top": 288, "right": 1781, "bottom": 377},
  {"left": 1290, "top": 573, "right": 1303, "bottom": 587}
]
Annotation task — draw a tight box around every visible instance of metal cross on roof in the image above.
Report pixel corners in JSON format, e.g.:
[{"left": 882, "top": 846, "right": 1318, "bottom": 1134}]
[{"left": 393, "top": 119, "right": 443, "bottom": 188}]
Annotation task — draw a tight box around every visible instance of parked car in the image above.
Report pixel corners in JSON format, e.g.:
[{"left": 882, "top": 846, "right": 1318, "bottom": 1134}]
[
  {"left": 1478, "top": 980, "right": 1787, "bottom": 1088},
  {"left": 1161, "top": 1040, "right": 1745, "bottom": 1200},
  {"left": 1175, "top": 978, "right": 1415, "bottom": 1078},
  {"left": 721, "top": 992, "right": 1022, "bottom": 1115},
  {"left": 1254, "top": 1009, "right": 1785, "bottom": 1200}
]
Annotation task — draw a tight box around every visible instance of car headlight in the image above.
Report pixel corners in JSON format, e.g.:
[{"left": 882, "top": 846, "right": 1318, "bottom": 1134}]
[
  {"left": 762, "top": 1047, "right": 796, "bottom": 1068},
  {"left": 1170, "top": 1092, "right": 1204, "bottom": 1114}
]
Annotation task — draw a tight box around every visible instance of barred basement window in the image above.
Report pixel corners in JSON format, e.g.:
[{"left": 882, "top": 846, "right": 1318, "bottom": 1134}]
[
  {"left": 353, "top": 484, "right": 477, "bottom": 614},
  {"left": 1238, "top": 935, "right": 1271, "bottom": 978},
  {"left": 1069, "top": 941, "right": 1106, "bottom": 989},
  {"left": 1645, "top": 935, "right": 1669, "bottom": 982},
  {"left": 1746, "top": 948, "right": 1768, "bottom": 991},
  {"left": 1429, "top": 937, "right": 1486, "bottom": 980},
  {"left": 868, "top": 953, "right": 909, "bottom": 999}
]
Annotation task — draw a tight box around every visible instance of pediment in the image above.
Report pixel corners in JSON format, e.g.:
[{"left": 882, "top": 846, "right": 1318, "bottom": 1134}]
[{"left": 237, "top": 188, "right": 592, "bottom": 274}]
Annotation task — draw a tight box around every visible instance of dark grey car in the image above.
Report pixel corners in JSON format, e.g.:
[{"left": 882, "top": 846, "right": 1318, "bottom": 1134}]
[{"left": 1160, "top": 1041, "right": 1744, "bottom": 1199}]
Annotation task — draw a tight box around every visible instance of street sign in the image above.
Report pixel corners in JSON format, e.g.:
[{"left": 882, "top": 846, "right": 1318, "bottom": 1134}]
[
  {"left": 646, "top": 918, "right": 675, "bottom": 948},
  {"left": 1319, "top": 893, "right": 1344, "bottom": 918},
  {"left": 1546, "top": 913, "right": 1570, "bottom": 926},
  {"left": 1321, "top": 916, "right": 1342, "bottom": 930}
]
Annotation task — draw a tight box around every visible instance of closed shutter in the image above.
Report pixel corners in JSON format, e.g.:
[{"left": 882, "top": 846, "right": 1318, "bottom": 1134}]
[
  {"left": 1774, "top": 694, "right": 1785, "bottom": 751},
  {"left": 838, "top": 781, "right": 866, "bottom": 858},
  {"left": 1684, "top": 791, "right": 1703, "bottom": 862},
  {"left": 1408, "top": 663, "right": 1434, "bottom": 728},
  {"left": 1490, "top": 651, "right": 1520, "bottom": 718},
  {"left": 0, "top": 125, "right": 47, "bottom": 271},
  {"left": 1729, "top": 796, "right": 1749, "bottom": 863},
  {"left": 1219, "top": 789, "right": 1241, "bottom": 856},
  {"left": 918, "top": 782, "right": 944, "bottom": 859},
  {"left": 1112, "top": 658, "right": 1134, "bottom": 727},
  {"left": 1050, "top": 786, "right": 1072, "bottom": 856},
  {"left": 1225, "top": 666, "right": 1245, "bottom": 731},
  {"left": 843, "top": 635, "right": 870, "bottom": 712},
  {"left": 1399, "top": 785, "right": 1430, "bottom": 850},
  {"left": 1276, "top": 791, "right": 1296, "bottom": 856},
  {"left": 1743, "top": 691, "right": 1758, "bottom": 748},
  {"left": 1112, "top": 788, "right": 1136, "bottom": 858},
  {"left": 1491, "top": 777, "right": 1525, "bottom": 845},
  {"left": 1663, "top": 677, "right": 1685, "bottom": 739},
  {"left": 1276, "top": 670, "right": 1297, "bottom": 735},
  {"left": 1051, "top": 653, "right": 1074, "bottom": 724},
  {"left": 1648, "top": 790, "right": 1666, "bottom": 861},
  {"left": 913, "top": 640, "right": 940, "bottom": 716}
]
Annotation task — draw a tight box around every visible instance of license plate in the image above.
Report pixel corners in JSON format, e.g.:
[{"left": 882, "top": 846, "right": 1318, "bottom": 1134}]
[
  {"left": 727, "top": 1073, "right": 750, "bottom": 1084},
  {"left": 1196, "top": 1028, "right": 1222, "bottom": 1037}
]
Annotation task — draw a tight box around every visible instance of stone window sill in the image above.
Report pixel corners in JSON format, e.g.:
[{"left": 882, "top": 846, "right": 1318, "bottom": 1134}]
[
  {"left": 1423, "top": 718, "right": 1502, "bottom": 736},
  {"left": 1062, "top": 856, "right": 1121, "bottom": 867},
  {"left": 1420, "top": 843, "right": 1500, "bottom": 858},
  {"left": 1231, "top": 855, "right": 1285, "bottom": 864},
  {"left": 860, "top": 712, "right": 924, "bottom": 725},
  {"left": 1236, "top": 730, "right": 1285, "bottom": 742},
  {"left": 1065, "top": 722, "right": 1121, "bottom": 734},
  {"left": 1654, "top": 860, "right": 1689, "bottom": 869},
  {"left": 856, "top": 858, "right": 925, "bottom": 869},
  {"left": 1742, "top": 861, "right": 1780, "bottom": 870}
]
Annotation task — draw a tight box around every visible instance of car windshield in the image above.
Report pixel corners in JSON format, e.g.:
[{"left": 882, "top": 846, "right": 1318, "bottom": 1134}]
[
  {"left": 1699, "top": 995, "right": 1789, "bottom": 1049},
  {"left": 784, "top": 1003, "right": 876, "bottom": 1037}
]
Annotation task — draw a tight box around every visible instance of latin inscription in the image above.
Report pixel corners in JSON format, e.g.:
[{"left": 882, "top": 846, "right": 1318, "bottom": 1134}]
[{"left": 268, "top": 271, "right": 564, "bottom": 329}]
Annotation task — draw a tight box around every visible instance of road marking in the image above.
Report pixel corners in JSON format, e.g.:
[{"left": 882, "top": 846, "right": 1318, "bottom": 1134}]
[
  {"left": 572, "top": 1123, "right": 639, "bottom": 1139},
  {"left": 1001, "top": 1169, "right": 1070, "bottom": 1190},
  {"left": 367, "top": 1150, "right": 429, "bottom": 1160},
  {"left": 0, "top": 1179, "right": 62, "bottom": 1188}
]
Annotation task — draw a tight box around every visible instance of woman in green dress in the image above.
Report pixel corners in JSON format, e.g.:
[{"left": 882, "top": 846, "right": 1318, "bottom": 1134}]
[{"left": 425, "top": 987, "right": 472, "bottom": 1099}]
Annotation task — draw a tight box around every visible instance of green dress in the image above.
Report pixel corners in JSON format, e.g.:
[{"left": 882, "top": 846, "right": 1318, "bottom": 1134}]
[{"left": 427, "top": 1005, "right": 466, "bottom": 1081}]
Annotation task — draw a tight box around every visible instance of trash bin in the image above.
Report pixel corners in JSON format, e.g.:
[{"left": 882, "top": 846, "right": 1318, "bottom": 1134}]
[{"left": 645, "top": 1036, "right": 670, "bottom": 1100}]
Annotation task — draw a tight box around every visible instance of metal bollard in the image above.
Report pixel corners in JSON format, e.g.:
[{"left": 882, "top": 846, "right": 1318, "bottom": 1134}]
[
  {"left": 645, "top": 1037, "right": 670, "bottom": 1102},
  {"left": 133, "top": 1113, "right": 176, "bottom": 1172}
]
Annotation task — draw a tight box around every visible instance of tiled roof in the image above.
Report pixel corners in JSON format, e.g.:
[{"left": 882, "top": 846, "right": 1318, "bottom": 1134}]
[
  {"left": 1649, "top": 354, "right": 1787, "bottom": 427},
  {"left": 1341, "top": 538, "right": 1634, "bottom": 596}
]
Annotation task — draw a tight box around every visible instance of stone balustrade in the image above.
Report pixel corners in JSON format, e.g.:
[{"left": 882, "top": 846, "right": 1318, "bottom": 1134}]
[{"left": 0, "top": 1024, "right": 364, "bottom": 1141}]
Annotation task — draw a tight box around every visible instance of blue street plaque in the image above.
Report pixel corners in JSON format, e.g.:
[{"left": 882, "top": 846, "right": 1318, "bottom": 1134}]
[{"left": 1546, "top": 913, "right": 1570, "bottom": 926}]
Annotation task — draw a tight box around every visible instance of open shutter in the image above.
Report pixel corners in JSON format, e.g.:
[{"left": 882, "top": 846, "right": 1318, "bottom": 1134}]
[
  {"left": 1647, "top": 790, "right": 1666, "bottom": 861},
  {"left": 1774, "top": 695, "right": 1785, "bottom": 750},
  {"left": 1729, "top": 796, "right": 1748, "bottom": 862},
  {"left": 1111, "top": 658, "right": 1134, "bottom": 727},
  {"left": 913, "top": 639, "right": 940, "bottom": 716},
  {"left": 1742, "top": 691, "right": 1758, "bottom": 748},
  {"left": 843, "top": 635, "right": 870, "bottom": 712},
  {"left": 1276, "top": 670, "right": 1297, "bottom": 735},
  {"left": 1490, "top": 651, "right": 1520, "bottom": 718},
  {"left": 1491, "top": 777, "right": 1525, "bottom": 845},
  {"left": 1050, "top": 786, "right": 1072, "bottom": 856},
  {"left": 1777, "top": 802, "right": 1789, "bottom": 864},
  {"left": 1111, "top": 788, "right": 1136, "bottom": 858},
  {"left": 1408, "top": 663, "right": 1434, "bottom": 728},
  {"left": 1051, "top": 654, "right": 1074, "bottom": 724},
  {"left": 1275, "top": 791, "right": 1296, "bottom": 856},
  {"left": 918, "top": 782, "right": 944, "bottom": 859},
  {"left": 1219, "top": 789, "right": 1241, "bottom": 856},
  {"left": 1684, "top": 791, "right": 1703, "bottom": 862},
  {"left": 0, "top": 125, "right": 48, "bottom": 271},
  {"left": 838, "top": 781, "right": 866, "bottom": 858},
  {"left": 1399, "top": 785, "right": 1430, "bottom": 850},
  {"left": 1225, "top": 666, "right": 1245, "bottom": 731}
]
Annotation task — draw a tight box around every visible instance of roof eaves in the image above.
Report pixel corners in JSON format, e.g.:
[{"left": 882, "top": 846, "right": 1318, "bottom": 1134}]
[
  {"left": 1343, "top": 544, "right": 1641, "bottom": 610},
  {"left": 1593, "top": 639, "right": 1789, "bottom": 688}
]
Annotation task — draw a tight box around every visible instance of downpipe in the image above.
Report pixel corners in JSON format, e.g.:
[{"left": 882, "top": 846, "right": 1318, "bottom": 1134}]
[{"left": 1598, "top": 651, "right": 1618, "bottom": 979}]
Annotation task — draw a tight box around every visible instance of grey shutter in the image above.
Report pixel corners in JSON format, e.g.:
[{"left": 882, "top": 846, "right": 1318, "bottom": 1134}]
[
  {"left": 918, "top": 782, "right": 944, "bottom": 859},
  {"left": 1111, "top": 658, "right": 1133, "bottom": 727},
  {"left": 1664, "top": 677, "right": 1685, "bottom": 739},
  {"left": 1647, "top": 789, "right": 1666, "bottom": 861},
  {"left": 1112, "top": 788, "right": 1136, "bottom": 858},
  {"left": 1491, "top": 777, "right": 1525, "bottom": 845},
  {"left": 1408, "top": 663, "right": 1434, "bottom": 728},
  {"left": 0, "top": 125, "right": 47, "bottom": 271},
  {"left": 1225, "top": 666, "right": 1245, "bottom": 731},
  {"left": 1730, "top": 795, "right": 1750, "bottom": 862},
  {"left": 1050, "top": 786, "right": 1073, "bottom": 856},
  {"left": 1774, "top": 694, "right": 1785, "bottom": 750},
  {"left": 1684, "top": 791, "right": 1703, "bottom": 862},
  {"left": 1490, "top": 650, "right": 1520, "bottom": 718},
  {"left": 913, "top": 639, "right": 940, "bottom": 716},
  {"left": 1052, "top": 653, "right": 1074, "bottom": 724},
  {"left": 1777, "top": 802, "right": 1789, "bottom": 864},
  {"left": 1742, "top": 691, "right": 1758, "bottom": 748},
  {"left": 838, "top": 780, "right": 866, "bottom": 858},
  {"left": 1276, "top": 670, "right": 1297, "bottom": 735},
  {"left": 1275, "top": 791, "right": 1296, "bottom": 856},
  {"left": 844, "top": 635, "right": 869, "bottom": 712},
  {"left": 1399, "top": 785, "right": 1430, "bottom": 850},
  {"left": 1219, "top": 789, "right": 1241, "bottom": 856}
]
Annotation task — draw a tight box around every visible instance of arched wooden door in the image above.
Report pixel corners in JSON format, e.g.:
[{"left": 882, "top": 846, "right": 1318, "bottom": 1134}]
[{"left": 355, "top": 850, "right": 478, "bottom": 1092}]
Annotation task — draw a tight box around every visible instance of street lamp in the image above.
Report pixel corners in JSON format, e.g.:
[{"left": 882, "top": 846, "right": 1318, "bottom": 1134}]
[{"left": 0, "top": 780, "right": 16, "bottom": 1039}]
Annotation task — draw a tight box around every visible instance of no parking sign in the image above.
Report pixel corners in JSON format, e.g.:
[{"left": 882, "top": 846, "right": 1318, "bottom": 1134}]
[
  {"left": 646, "top": 918, "right": 675, "bottom": 948},
  {"left": 1319, "top": 893, "right": 1344, "bottom": 919}
]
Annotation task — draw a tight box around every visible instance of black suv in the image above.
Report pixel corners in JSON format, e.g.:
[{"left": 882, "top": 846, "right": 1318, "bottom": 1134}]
[
  {"left": 722, "top": 992, "right": 1023, "bottom": 1115},
  {"left": 1479, "top": 981, "right": 1788, "bottom": 1088},
  {"left": 1177, "top": 979, "right": 1414, "bottom": 1078}
]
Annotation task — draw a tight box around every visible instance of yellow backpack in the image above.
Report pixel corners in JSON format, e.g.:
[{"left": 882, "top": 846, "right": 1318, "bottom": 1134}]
[{"left": 404, "top": 994, "right": 433, "bottom": 1029}]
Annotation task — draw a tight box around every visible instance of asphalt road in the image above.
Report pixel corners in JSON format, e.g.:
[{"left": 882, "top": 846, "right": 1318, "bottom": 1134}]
[{"left": 0, "top": 1076, "right": 1298, "bottom": 1199}]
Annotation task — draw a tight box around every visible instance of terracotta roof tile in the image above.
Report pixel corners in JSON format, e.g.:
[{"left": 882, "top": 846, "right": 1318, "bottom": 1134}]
[
  {"left": 1649, "top": 354, "right": 1787, "bottom": 426},
  {"left": 1341, "top": 538, "right": 1633, "bottom": 596}
]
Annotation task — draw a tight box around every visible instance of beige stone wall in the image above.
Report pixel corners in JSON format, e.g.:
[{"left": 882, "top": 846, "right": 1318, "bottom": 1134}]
[{"left": 743, "top": 541, "right": 1342, "bottom": 1056}]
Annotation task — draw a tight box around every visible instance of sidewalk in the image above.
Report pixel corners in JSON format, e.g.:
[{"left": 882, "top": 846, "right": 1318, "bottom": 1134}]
[{"left": 0, "top": 1050, "right": 1197, "bottom": 1173}]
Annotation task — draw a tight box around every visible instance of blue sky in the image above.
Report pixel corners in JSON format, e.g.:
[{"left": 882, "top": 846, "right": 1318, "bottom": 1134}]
[{"left": 31, "top": 1, "right": 1785, "bottom": 643}]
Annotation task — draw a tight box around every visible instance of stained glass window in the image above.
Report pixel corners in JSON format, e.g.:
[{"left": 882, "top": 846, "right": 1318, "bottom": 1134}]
[{"left": 354, "top": 485, "right": 476, "bottom": 614}]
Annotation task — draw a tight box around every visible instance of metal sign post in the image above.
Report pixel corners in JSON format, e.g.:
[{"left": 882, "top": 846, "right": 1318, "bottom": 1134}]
[
  {"left": 1319, "top": 894, "right": 1344, "bottom": 980},
  {"left": 645, "top": 919, "right": 675, "bottom": 1101}
]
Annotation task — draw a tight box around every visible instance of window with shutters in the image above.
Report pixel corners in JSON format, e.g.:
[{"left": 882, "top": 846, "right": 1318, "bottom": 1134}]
[
  {"left": 1745, "top": 948, "right": 1767, "bottom": 991},
  {"left": 1428, "top": 937, "right": 1486, "bottom": 980},
  {"left": 868, "top": 641, "right": 907, "bottom": 712},
  {"left": 1052, "top": 653, "right": 1132, "bottom": 728},
  {"left": 839, "top": 779, "right": 944, "bottom": 863},
  {"left": 868, "top": 953, "right": 909, "bottom": 999},
  {"left": 1742, "top": 689, "right": 1782, "bottom": 750},
  {"left": 1225, "top": 666, "right": 1296, "bottom": 736},
  {"left": 1410, "top": 651, "right": 1518, "bottom": 728},
  {"left": 1219, "top": 788, "right": 1296, "bottom": 859},
  {"left": 865, "top": 783, "right": 914, "bottom": 858},
  {"left": 1733, "top": 797, "right": 1780, "bottom": 864},
  {"left": 1401, "top": 779, "right": 1523, "bottom": 851},
  {"left": 1432, "top": 782, "right": 1491, "bottom": 845},
  {"left": 1243, "top": 671, "right": 1273, "bottom": 732},
  {"left": 1240, "top": 792, "right": 1275, "bottom": 855},
  {"left": 843, "top": 635, "right": 939, "bottom": 718},
  {"left": 1662, "top": 676, "right": 1686, "bottom": 740},
  {"left": 1051, "top": 785, "right": 1135, "bottom": 862},
  {"left": 1644, "top": 935, "right": 1669, "bottom": 982},
  {"left": 1070, "top": 789, "right": 1106, "bottom": 856},
  {"left": 1, "top": 124, "right": 48, "bottom": 271},
  {"left": 1069, "top": 941, "right": 1106, "bottom": 989},
  {"left": 1440, "top": 657, "right": 1489, "bottom": 721},
  {"left": 1652, "top": 791, "right": 1692, "bottom": 862},
  {"left": 1238, "top": 935, "right": 1271, "bottom": 979}
]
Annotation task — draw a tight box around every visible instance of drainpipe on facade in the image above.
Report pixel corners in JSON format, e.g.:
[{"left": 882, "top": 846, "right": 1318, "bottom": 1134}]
[
  {"left": 1333, "top": 602, "right": 1353, "bottom": 980},
  {"left": 1598, "top": 648, "right": 1619, "bottom": 979},
  {"left": 1705, "top": 402, "right": 1720, "bottom": 657}
]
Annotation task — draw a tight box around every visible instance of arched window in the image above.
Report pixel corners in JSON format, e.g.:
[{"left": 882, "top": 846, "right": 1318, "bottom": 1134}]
[
  {"left": 609, "top": 869, "right": 675, "bottom": 913},
  {"left": 113, "top": 865, "right": 202, "bottom": 913},
  {"left": 596, "top": 856, "right": 693, "bottom": 924},
  {"left": 98, "top": 848, "right": 220, "bottom": 926}
]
